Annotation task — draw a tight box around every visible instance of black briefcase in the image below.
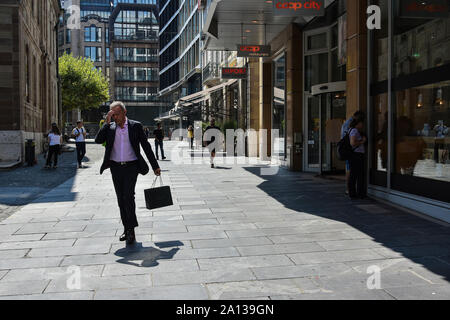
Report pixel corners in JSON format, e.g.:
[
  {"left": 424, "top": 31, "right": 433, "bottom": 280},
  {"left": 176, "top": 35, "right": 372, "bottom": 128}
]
[{"left": 144, "top": 176, "right": 173, "bottom": 210}]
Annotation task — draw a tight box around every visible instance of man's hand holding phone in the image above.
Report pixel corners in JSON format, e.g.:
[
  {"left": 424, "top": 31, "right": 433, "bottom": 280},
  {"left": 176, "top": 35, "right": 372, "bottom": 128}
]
[{"left": 106, "top": 110, "right": 115, "bottom": 124}]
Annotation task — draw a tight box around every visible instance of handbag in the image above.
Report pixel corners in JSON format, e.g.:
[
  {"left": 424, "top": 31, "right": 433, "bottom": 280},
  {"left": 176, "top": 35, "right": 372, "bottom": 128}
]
[{"left": 144, "top": 176, "right": 173, "bottom": 210}]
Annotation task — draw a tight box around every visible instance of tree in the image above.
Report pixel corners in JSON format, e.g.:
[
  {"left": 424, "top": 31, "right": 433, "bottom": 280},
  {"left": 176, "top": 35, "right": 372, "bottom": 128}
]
[{"left": 59, "top": 53, "right": 109, "bottom": 113}]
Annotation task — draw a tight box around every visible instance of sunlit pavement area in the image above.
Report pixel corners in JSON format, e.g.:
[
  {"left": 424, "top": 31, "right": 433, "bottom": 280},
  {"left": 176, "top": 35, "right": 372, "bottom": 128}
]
[{"left": 0, "top": 141, "right": 449, "bottom": 300}]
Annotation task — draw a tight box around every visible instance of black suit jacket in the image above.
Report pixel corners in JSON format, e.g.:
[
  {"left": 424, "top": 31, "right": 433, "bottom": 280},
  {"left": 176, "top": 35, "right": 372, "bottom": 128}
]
[{"left": 95, "top": 119, "right": 160, "bottom": 175}]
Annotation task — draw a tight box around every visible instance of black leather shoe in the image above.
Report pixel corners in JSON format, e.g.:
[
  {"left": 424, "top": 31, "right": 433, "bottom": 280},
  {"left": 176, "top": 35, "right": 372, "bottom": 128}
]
[
  {"left": 126, "top": 228, "right": 136, "bottom": 245},
  {"left": 119, "top": 230, "right": 127, "bottom": 242}
]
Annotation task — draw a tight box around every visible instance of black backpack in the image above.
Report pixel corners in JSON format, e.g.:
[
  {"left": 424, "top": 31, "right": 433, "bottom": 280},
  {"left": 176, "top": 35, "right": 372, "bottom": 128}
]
[{"left": 337, "top": 132, "right": 354, "bottom": 161}]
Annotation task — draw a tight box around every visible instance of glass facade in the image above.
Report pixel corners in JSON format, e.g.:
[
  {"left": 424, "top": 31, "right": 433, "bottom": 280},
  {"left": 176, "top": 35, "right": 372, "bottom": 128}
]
[
  {"left": 84, "top": 46, "right": 102, "bottom": 62},
  {"left": 114, "top": 10, "right": 158, "bottom": 41},
  {"left": 159, "top": 0, "right": 201, "bottom": 94},
  {"left": 273, "top": 54, "right": 286, "bottom": 159},
  {"left": 115, "top": 86, "right": 158, "bottom": 101},
  {"left": 84, "top": 26, "right": 102, "bottom": 42},
  {"left": 369, "top": 0, "right": 450, "bottom": 203},
  {"left": 114, "top": 66, "right": 158, "bottom": 82},
  {"left": 114, "top": 47, "right": 158, "bottom": 62}
]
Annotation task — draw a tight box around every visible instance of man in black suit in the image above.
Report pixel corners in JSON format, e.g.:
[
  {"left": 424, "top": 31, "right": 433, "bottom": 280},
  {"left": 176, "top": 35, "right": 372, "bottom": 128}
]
[{"left": 95, "top": 101, "right": 161, "bottom": 245}]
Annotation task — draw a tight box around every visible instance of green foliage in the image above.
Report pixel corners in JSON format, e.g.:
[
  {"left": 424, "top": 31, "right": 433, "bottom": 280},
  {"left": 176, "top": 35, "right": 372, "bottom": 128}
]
[
  {"left": 59, "top": 53, "right": 109, "bottom": 112},
  {"left": 223, "top": 120, "right": 238, "bottom": 131}
]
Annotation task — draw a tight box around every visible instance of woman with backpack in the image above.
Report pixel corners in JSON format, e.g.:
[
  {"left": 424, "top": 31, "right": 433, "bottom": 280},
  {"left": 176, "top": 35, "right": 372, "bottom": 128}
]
[
  {"left": 45, "top": 123, "right": 62, "bottom": 169},
  {"left": 348, "top": 117, "right": 367, "bottom": 199}
]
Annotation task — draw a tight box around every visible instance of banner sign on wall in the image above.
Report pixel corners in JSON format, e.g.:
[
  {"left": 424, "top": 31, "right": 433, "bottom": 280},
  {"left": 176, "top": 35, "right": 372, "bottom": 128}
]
[
  {"left": 273, "top": 0, "right": 325, "bottom": 16},
  {"left": 237, "top": 45, "right": 271, "bottom": 57},
  {"left": 400, "top": 0, "right": 449, "bottom": 18},
  {"left": 221, "top": 67, "right": 248, "bottom": 79}
]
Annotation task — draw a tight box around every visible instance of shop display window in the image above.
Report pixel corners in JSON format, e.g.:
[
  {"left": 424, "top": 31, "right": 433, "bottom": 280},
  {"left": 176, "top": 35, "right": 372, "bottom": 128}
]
[{"left": 393, "top": 81, "right": 450, "bottom": 182}]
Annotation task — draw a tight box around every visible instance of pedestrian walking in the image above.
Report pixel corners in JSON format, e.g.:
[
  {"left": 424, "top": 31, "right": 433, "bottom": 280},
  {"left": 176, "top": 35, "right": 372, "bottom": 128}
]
[
  {"left": 153, "top": 123, "right": 166, "bottom": 160},
  {"left": 188, "top": 125, "right": 194, "bottom": 149},
  {"left": 95, "top": 101, "right": 161, "bottom": 245},
  {"left": 72, "top": 120, "right": 87, "bottom": 168},
  {"left": 341, "top": 111, "right": 364, "bottom": 195},
  {"left": 144, "top": 127, "right": 150, "bottom": 139},
  {"left": 45, "top": 123, "right": 62, "bottom": 169},
  {"left": 348, "top": 117, "right": 367, "bottom": 200},
  {"left": 204, "top": 118, "right": 221, "bottom": 168}
]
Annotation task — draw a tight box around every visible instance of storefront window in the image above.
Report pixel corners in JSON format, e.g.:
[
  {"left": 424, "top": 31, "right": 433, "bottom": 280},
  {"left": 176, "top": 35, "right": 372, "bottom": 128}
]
[
  {"left": 393, "top": 81, "right": 450, "bottom": 182},
  {"left": 308, "top": 32, "right": 327, "bottom": 51},
  {"left": 371, "top": 93, "right": 388, "bottom": 186},
  {"left": 305, "top": 53, "right": 328, "bottom": 92},
  {"left": 393, "top": 8, "right": 450, "bottom": 78},
  {"left": 372, "top": 0, "right": 389, "bottom": 82},
  {"left": 369, "top": 0, "right": 450, "bottom": 204},
  {"left": 273, "top": 54, "right": 286, "bottom": 159}
]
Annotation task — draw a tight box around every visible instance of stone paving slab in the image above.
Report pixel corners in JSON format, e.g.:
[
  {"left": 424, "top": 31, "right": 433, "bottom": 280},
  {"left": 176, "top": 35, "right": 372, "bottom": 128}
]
[
  {"left": 0, "top": 257, "right": 64, "bottom": 270},
  {"left": 93, "top": 284, "right": 209, "bottom": 300},
  {"left": 45, "top": 274, "right": 152, "bottom": 293},
  {"left": 1, "top": 265, "right": 103, "bottom": 282},
  {"left": 0, "top": 142, "right": 448, "bottom": 299},
  {"left": 0, "top": 291, "right": 95, "bottom": 300},
  {"left": 0, "top": 280, "right": 50, "bottom": 296}
]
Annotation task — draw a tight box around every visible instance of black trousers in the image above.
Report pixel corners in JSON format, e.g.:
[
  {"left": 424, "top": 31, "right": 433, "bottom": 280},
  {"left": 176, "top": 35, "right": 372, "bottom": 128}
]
[
  {"left": 155, "top": 140, "right": 165, "bottom": 159},
  {"left": 110, "top": 162, "right": 139, "bottom": 230},
  {"left": 46, "top": 145, "right": 60, "bottom": 166},
  {"left": 76, "top": 142, "right": 86, "bottom": 165},
  {"left": 348, "top": 152, "right": 366, "bottom": 198}
]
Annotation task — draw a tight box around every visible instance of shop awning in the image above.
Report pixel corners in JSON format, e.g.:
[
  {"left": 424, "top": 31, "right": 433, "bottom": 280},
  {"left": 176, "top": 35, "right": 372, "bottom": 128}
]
[
  {"left": 203, "top": 0, "right": 335, "bottom": 51},
  {"left": 156, "top": 79, "right": 238, "bottom": 121},
  {"left": 179, "top": 79, "right": 238, "bottom": 103}
]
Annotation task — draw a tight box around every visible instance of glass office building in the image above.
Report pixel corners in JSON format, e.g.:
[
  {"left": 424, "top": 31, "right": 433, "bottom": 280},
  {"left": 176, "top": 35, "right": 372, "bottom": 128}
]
[{"left": 59, "top": 0, "right": 162, "bottom": 127}]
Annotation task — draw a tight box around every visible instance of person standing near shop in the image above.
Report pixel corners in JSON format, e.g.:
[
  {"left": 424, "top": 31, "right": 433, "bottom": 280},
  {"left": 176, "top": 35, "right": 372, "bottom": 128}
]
[
  {"left": 341, "top": 111, "right": 364, "bottom": 195},
  {"left": 153, "top": 123, "right": 166, "bottom": 160},
  {"left": 348, "top": 117, "right": 367, "bottom": 199},
  {"left": 45, "top": 123, "right": 63, "bottom": 169},
  {"left": 204, "top": 118, "right": 221, "bottom": 168},
  {"left": 188, "top": 125, "right": 194, "bottom": 149},
  {"left": 95, "top": 101, "right": 161, "bottom": 245},
  {"left": 72, "top": 120, "right": 87, "bottom": 168}
]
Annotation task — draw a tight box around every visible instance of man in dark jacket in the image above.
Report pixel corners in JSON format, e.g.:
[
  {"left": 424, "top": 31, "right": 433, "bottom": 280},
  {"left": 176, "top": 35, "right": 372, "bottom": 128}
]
[{"left": 95, "top": 101, "right": 160, "bottom": 245}]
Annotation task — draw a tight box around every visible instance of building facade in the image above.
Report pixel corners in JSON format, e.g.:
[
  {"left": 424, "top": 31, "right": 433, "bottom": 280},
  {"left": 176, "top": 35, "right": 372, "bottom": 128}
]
[
  {"left": 202, "top": 0, "right": 450, "bottom": 223},
  {"left": 158, "top": 0, "right": 202, "bottom": 123},
  {"left": 0, "top": 0, "right": 62, "bottom": 164},
  {"left": 58, "top": 0, "right": 161, "bottom": 130}
]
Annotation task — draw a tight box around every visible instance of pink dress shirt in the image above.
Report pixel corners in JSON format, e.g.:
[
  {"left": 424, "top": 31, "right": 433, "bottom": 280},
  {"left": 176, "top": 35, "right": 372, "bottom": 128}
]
[{"left": 110, "top": 119, "right": 138, "bottom": 162}]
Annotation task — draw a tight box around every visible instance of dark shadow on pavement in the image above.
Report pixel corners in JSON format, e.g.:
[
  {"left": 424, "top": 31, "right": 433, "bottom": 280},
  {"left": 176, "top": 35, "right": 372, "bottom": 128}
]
[
  {"left": 114, "top": 241, "right": 183, "bottom": 268},
  {"left": 243, "top": 166, "right": 450, "bottom": 282}
]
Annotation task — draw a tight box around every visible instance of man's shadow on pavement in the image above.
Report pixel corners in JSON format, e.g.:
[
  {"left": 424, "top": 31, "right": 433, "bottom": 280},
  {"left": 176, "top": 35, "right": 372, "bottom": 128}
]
[{"left": 114, "top": 241, "right": 183, "bottom": 268}]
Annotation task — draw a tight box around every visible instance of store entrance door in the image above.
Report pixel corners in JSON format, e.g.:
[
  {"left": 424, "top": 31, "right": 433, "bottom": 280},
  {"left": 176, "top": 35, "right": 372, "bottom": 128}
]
[{"left": 305, "top": 81, "right": 347, "bottom": 175}]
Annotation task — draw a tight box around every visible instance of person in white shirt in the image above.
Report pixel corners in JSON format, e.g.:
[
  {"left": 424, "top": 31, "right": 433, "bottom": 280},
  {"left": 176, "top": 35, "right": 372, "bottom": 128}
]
[
  {"left": 72, "top": 120, "right": 87, "bottom": 168},
  {"left": 46, "top": 123, "right": 62, "bottom": 169}
]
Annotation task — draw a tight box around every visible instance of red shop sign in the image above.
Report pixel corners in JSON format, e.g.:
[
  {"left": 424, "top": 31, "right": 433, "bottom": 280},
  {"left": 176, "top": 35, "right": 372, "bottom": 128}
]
[
  {"left": 273, "top": 0, "right": 325, "bottom": 16},
  {"left": 237, "top": 45, "right": 271, "bottom": 57},
  {"left": 221, "top": 67, "right": 248, "bottom": 79}
]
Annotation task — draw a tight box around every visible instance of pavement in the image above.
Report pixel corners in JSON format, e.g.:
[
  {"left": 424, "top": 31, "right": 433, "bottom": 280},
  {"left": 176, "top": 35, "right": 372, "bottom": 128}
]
[
  {"left": 0, "top": 141, "right": 449, "bottom": 300},
  {"left": 0, "top": 141, "right": 104, "bottom": 221}
]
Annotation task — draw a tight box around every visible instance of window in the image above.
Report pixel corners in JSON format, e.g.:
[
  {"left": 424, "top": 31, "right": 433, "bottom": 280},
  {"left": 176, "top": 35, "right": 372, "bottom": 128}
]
[
  {"left": 84, "top": 46, "right": 102, "bottom": 62},
  {"left": 84, "top": 26, "right": 102, "bottom": 42},
  {"left": 25, "top": 46, "right": 30, "bottom": 102},
  {"left": 66, "top": 30, "right": 71, "bottom": 44},
  {"left": 393, "top": 81, "right": 450, "bottom": 182}
]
